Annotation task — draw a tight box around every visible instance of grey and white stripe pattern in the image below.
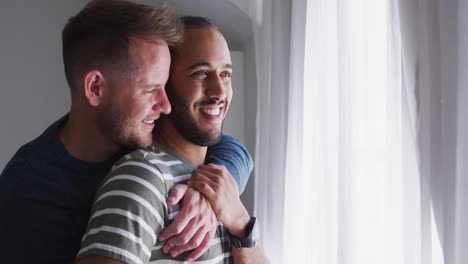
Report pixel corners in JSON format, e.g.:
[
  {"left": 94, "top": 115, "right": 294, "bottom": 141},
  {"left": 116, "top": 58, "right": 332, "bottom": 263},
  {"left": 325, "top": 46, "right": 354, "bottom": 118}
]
[{"left": 77, "top": 144, "right": 232, "bottom": 264}]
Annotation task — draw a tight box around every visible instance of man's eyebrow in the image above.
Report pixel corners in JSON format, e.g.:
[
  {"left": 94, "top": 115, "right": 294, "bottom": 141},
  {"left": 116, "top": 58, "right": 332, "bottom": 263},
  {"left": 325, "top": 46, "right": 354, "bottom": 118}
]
[
  {"left": 142, "top": 83, "right": 163, "bottom": 88},
  {"left": 187, "top": 62, "right": 233, "bottom": 70},
  {"left": 188, "top": 62, "right": 211, "bottom": 69}
]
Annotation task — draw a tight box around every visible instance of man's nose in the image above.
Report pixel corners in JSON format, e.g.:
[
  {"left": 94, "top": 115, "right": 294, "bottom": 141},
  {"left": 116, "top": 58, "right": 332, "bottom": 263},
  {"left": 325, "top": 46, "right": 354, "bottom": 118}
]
[
  {"left": 152, "top": 88, "right": 171, "bottom": 115},
  {"left": 206, "top": 75, "right": 227, "bottom": 101}
]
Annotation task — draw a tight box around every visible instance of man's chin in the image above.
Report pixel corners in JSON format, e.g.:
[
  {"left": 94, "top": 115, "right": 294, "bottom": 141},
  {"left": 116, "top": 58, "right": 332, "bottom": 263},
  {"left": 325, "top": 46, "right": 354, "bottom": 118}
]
[
  {"left": 121, "top": 136, "right": 153, "bottom": 150},
  {"left": 195, "top": 131, "right": 222, "bottom": 147}
]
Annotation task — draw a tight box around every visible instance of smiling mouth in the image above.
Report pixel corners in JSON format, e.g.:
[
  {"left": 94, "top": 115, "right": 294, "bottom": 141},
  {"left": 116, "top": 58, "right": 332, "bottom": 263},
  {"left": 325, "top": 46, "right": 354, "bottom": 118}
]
[
  {"left": 201, "top": 108, "right": 221, "bottom": 116},
  {"left": 143, "top": 120, "right": 155, "bottom": 124},
  {"left": 199, "top": 106, "right": 225, "bottom": 125}
]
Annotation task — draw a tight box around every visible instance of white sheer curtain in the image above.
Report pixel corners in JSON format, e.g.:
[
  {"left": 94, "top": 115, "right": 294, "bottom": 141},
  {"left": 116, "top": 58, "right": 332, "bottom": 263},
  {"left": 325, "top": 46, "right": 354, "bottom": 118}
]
[
  {"left": 456, "top": 1, "right": 468, "bottom": 261},
  {"left": 417, "top": 0, "right": 468, "bottom": 263},
  {"left": 250, "top": 0, "right": 291, "bottom": 261},
  {"left": 282, "top": 0, "right": 424, "bottom": 263},
  {"left": 250, "top": 0, "right": 461, "bottom": 263},
  {"left": 455, "top": 1, "right": 468, "bottom": 261}
]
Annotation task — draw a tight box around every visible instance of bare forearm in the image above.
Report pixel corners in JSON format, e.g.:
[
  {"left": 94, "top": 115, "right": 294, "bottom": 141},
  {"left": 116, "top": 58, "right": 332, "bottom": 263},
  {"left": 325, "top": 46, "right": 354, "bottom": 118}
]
[{"left": 232, "top": 245, "right": 270, "bottom": 264}]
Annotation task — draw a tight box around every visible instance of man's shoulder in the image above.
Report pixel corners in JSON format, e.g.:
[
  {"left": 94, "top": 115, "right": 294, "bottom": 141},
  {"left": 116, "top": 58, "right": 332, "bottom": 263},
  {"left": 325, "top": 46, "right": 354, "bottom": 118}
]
[
  {"left": 106, "top": 146, "right": 173, "bottom": 181},
  {"left": 5, "top": 118, "right": 62, "bottom": 166},
  {"left": 93, "top": 147, "right": 172, "bottom": 222},
  {"left": 106, "top": 145, "right": 192, "bottom": 191},
  {"left": 1, "top": 125, "right": 56, "bottom": 177},
  {"left": 112, "top": 146, "right": 165, "bottom": 168}
]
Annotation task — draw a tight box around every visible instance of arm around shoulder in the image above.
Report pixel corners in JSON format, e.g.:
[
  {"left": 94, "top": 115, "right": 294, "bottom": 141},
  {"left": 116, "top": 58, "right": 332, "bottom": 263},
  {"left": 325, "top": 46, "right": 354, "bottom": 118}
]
[{"left": 206, "top": 134, "right": 253, "bottom": 193}]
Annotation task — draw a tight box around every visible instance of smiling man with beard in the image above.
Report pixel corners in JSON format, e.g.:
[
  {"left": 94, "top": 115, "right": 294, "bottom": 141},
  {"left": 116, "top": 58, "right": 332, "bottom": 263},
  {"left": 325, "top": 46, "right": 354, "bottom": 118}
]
[{"left": 76, "top": 17, "right": 268, "bottom": 264}]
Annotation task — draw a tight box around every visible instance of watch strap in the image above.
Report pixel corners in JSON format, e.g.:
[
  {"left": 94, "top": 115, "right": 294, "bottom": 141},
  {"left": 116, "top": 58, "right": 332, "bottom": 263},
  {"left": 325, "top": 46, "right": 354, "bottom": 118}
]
[{"left": 229, "top": 217, "right": 257, "bottom": 249}]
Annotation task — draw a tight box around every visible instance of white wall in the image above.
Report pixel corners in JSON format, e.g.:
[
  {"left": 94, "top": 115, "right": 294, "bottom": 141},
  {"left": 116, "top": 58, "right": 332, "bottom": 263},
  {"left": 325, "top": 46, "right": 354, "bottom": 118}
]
[
  {"left": 0, "top": 0, "right": 88, "bottom": 170},
  {"left": 223, "top": 52, "right": 246, "bottom": 145},
  {"left": 230, "top": 0, "right": 250, "bottom": 16}
]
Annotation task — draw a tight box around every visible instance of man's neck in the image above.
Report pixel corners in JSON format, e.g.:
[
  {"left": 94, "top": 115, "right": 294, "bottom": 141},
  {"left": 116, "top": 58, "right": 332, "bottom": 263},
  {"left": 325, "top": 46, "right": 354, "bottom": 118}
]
[
  {"left": 154, "top": 118, "right": 207, "bottom": 168},
  {"left": 59, "top": 108, "right": 120, "bottom": 162}
]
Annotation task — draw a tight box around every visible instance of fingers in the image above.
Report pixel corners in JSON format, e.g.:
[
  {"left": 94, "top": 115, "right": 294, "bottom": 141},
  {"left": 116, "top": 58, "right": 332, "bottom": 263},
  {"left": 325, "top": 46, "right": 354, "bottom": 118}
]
[
  {"left": 158, "top": 202, "right": 194, "bottom": 241},
  {"left": 159, "top": 187, "right": 217, "bottom": 259},
  {"left": 162, "top": 218, "right": 198, "bottom": 254},
  {"left": 187, "top": 170, "right": 220, "bottom": 194},
  {"left": 188, "top": 180, "right": 216, "bottom": 201},
  {"left": 166, "top": 184, "right": 188, "bottom": 206},
  {"left": 167, "top": 220, "right": 215, "bottom": 259},
  {"left": 185, "top": 225, "right": 217, "bottom": 262},
  {"left": 166, "top": 226, "right": 205, "bottom": 257},
  {"left": 189, "top": 165, "right": 239, "bottom": 201},
  {"left": 163, "top": 205, "right": 214, "bottom": 255},
  {"left": 196, "top": 164, "right": 227, "bottom": 180},
  {"left": 194, "top": 164, "right": 238, "bottom": 191}
]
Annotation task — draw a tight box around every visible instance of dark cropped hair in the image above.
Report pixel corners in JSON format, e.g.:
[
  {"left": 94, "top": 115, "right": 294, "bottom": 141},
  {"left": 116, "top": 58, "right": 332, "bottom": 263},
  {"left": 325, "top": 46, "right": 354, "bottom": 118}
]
[
  {"left": 62, "top": 0, "right": 183, "bottom": 94},
  {"left": 170, "top": 16, "right": 218, "bottom": 60},
  {"left": 180, "top": 16, "right": 215, "bottom": 29}
]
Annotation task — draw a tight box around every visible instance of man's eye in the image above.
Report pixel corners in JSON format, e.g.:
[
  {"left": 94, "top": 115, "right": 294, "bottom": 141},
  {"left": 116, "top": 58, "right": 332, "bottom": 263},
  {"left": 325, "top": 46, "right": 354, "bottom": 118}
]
[
  {"left": 191, "top": 70, "right": 208, "bottom": 78},
  {"left": 221, "top": 71, "right": 232, "bottom": 78}
]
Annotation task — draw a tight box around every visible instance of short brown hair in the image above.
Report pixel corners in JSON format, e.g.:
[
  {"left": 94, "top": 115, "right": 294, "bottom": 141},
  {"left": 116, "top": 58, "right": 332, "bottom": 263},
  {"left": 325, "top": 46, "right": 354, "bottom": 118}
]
[{"left": 62, "top": 0, "right": 183, "bottom": 93}]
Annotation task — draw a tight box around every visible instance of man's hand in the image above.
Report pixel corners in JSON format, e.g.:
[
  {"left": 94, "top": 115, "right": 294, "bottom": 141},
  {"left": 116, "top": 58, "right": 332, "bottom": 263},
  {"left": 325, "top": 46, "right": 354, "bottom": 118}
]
[
  {"left": 188, "top": 164, "right": 250, "bottom": 237},
  {"left": 158, "top": 184, "right": 217, "bottom": 261}
]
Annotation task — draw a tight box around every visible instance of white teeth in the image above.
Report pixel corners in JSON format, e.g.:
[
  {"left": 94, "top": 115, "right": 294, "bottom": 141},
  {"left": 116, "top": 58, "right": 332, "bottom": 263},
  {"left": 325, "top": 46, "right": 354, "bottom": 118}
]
[
  {"left": 143, "top": 120, "right": 154, "bottom": 124},
  {"left": 202, "top": 108, "right": 220, "bottom": 116}
]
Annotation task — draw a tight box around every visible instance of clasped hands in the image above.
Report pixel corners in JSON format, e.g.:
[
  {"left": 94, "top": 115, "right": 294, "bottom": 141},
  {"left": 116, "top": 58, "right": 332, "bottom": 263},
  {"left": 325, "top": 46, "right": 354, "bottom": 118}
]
[{"left": 157, "top": 164, "right": 249, "bottom": 261}]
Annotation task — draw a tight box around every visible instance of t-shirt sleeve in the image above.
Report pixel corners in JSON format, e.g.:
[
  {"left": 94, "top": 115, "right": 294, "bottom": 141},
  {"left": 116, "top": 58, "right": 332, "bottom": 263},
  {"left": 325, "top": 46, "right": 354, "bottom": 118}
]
[
  {"left": 76, "top": 157, "right": 167, "bottom": 264},
  {"left": 206, "top": 134, "right": 253, "bottom": 194}
]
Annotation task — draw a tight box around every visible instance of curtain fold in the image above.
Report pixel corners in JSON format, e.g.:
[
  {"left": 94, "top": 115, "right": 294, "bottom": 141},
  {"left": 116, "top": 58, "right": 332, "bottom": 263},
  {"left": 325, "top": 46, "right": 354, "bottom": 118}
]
[
  {"left": 418, "top": 0, "right": 467, "bottom": 263},
  {"left": 251, "top": 0, "right": 466, "bottom": 263},
  {"left": 250, "top": 0, "right": 292, "bottom": 262},
  {"left": 455, "top": 1, "right": 468, "bottom": 263}
]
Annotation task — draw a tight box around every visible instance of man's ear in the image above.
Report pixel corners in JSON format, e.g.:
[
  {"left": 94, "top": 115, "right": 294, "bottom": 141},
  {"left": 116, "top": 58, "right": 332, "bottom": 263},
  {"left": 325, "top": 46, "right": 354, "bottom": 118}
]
[{"left": 82, "top": 70, "right": 106, "bottom": 107}]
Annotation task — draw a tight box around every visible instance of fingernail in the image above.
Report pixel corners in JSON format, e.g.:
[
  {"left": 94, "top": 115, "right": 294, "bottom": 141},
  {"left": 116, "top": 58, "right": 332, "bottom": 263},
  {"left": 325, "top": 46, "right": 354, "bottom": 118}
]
[
  {"left": 162, "top": 245, "right": 169, "bottom": 253},
  {"left": 167, "top": 197, "right": 175, "bottom": 204},
  {"left": 158, "top": 235, "right": 166, "bottom": 241},
  {"left": 171, "top": 250, "right": 179, "bottom": 257}
]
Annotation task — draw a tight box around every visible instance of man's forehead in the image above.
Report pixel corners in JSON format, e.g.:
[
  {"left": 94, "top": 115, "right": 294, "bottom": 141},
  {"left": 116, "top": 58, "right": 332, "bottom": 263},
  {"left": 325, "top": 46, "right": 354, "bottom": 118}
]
[
  {"left": 180, "top": 27, "right": 227, "bottom": 50},
  {"left": 174, "top": 27, "right": 230, "bottom": 63}
]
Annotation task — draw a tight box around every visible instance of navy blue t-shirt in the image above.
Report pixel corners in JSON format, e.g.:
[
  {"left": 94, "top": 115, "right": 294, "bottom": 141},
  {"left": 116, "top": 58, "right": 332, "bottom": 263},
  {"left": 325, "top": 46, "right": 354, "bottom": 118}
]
[{"left": 0, "top": 116, "right": 252, "bottom": 263}]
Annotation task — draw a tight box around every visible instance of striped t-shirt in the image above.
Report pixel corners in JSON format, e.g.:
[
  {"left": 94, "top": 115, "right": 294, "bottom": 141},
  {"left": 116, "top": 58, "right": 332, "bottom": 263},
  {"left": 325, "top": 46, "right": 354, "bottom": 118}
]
[{"left": 77, "top": 144, "right": 232, "bottom": 264}]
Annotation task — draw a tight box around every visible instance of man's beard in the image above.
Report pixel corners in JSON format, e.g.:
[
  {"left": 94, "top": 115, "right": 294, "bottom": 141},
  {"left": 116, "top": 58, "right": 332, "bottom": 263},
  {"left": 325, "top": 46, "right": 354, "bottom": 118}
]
[
  {"left": 98, "top": 104, "right": 152, "bottom": 150},
  {"left": 168, "top": 97, "right": 223, "bottom": 147}
]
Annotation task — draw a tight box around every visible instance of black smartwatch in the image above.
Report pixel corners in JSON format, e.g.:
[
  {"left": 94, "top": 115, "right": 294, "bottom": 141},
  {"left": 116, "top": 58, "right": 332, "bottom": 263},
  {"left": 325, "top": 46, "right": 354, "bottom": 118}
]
[{"left": 229, "top": 217, "right": 257, "bottom": 249}]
